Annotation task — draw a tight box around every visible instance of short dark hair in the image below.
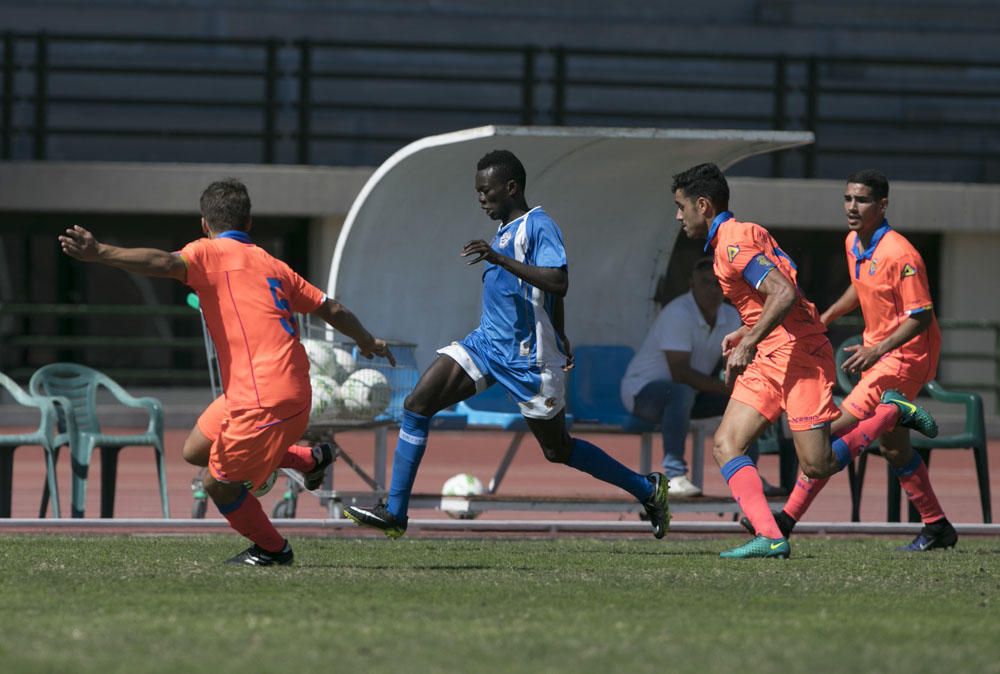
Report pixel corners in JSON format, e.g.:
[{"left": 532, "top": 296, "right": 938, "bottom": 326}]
[
  {"left": 671, "top": 163, "right": 730, "bottom": 211},
  {"left": 846, "top": 169, "right": 889, "bottom": 201},
  {"left": 200, "top": 179, "right": 252, "bottom": 232},
  {"left": 477, "top": 150, "right": 527, "bottom": 193}
]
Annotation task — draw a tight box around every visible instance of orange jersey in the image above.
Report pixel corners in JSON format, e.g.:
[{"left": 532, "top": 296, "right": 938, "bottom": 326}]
[
  {"left": 845, "top": 222, "right": 940, "bottom": 380},
  {"left": 180, "top": 232, "right": 326, "bottom": 410},
  {"left": 709, "top": 215, "right": 826, "bottom": 355}
]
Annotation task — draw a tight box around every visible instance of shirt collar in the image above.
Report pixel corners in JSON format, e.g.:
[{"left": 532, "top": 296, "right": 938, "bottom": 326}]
[
  {"left": 851, "top": 220, "right": 891, "bottom": 261},
  {"left": 704, "top": 210, "right": 734, "bottom": 252},
  {"left": 215, "top": 230, "right": 252, "bottom": 244}
]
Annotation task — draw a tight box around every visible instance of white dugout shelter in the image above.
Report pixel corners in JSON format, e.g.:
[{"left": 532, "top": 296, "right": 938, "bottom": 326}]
[{"left": 328, "top": 126, "right": 813, "bottom": 369}]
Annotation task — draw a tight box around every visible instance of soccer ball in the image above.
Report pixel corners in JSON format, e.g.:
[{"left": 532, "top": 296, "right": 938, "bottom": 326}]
[
  {"left": 245, "top": 470, "right": 278, "bottom": 498},
  {"left": 302, "top": 338, "right": 335, "bottom": 372},
  {"left": 310, "top": 374, "right": 341, "bottom": 419},
  {"left": 328, "top": 346, "right": 357, "bottom": 383},
  {"left": 440, "top": 473, "right": 484, "bottom": 519},
  {"left": 339, "top": 368, "right": 391, "bottom": 418}
]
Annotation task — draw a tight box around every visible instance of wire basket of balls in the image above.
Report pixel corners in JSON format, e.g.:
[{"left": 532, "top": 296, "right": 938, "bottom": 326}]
[{"left": 300, "top": 314, "right": 419, "bottom": 426}]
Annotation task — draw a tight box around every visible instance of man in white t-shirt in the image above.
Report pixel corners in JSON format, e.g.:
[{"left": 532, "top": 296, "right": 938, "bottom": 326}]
[{"left": 621, "top": 257, "right": 742, "bottom": 496}]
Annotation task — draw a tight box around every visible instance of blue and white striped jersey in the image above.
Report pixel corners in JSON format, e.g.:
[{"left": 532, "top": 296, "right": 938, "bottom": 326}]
[{"left": 477, "top": 206, "right": 568, "bottom": 366}]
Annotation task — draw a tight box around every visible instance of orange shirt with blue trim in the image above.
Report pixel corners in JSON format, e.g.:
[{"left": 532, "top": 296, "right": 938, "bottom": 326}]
[
  {"left": 846, "top": 221, "right": 940, "bottom": 378},
  {"left": 179, "top": 231, "right": 326, "bottom": 410},
  {"left": 707, "top": 213, "right": 826, "bottom": 355}
]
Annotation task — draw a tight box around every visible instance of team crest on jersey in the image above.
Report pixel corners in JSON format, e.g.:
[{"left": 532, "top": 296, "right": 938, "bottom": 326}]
[
  {"left": 902, "top": 263, "right": 917, "bottom": 277},
  {"left": 726, "top": 245, "right": 740, "bottom": 263},
  {"left": 868, "top": 259, "right": 878, "bottom": 275},
  {"left": 498, "top": 230, "right": 513, "bottom": 248}
]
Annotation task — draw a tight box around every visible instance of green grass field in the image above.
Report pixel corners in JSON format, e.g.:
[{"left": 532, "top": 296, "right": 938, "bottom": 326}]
[{"left": 1, "top": 534, "right": 998, "bottom": 674}]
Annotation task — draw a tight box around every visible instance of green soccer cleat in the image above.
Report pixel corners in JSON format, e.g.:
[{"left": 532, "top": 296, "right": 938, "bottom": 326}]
[
  {"left": 720, "top": 535, "right": 790, "bottom": 559},
  {"left": 880, "top": 389, "right": 938, "bottom": 438}
]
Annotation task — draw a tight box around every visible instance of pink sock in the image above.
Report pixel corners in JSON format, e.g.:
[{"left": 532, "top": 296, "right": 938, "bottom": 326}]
[
  {"left": 896, "top": 457, "right": 946, "bottom": 524},
  {"left": 727, "top": 463, "right": 783, "bottom": 539},
  {"left": 782, "top": 473, "right": 829, "bottom": 522},
  {"left": 279, "top": 444, "right": 316, "bottom": 473},
  {"left": 832, "top": 403, "right": 899, "bottom": 467},
  {"left": 220, "top": 491, "right": 285, "bottom": 552}
]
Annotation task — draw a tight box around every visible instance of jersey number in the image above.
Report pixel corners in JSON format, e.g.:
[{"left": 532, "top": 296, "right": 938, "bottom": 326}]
[{"left": 267, "top": 277, "right": 298, "bottom": 337}]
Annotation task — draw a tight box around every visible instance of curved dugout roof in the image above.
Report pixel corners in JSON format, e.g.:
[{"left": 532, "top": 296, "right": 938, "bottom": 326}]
[{"left": 328, "top": 125, "right": 813, "bottom": 369}]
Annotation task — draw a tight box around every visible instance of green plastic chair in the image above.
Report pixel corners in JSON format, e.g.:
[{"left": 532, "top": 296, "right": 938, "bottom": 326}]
[
  {"left": 29, "top": 363, "right": 169, "bottom": 519},
  {"left": 0, "top": 372, "right": 70, "bottom": 518},
  {"left": 835, "top": 335, "right": 991, "bottom": 524}
]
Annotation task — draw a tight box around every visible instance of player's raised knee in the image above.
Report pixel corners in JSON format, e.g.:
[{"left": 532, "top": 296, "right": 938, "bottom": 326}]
[{"left": 540, "top": 441, "right": 572, "bottom": 464}]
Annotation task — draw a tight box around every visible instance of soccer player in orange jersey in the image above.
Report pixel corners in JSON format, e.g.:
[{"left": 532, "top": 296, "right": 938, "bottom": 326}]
[
  {"left": 670, "top": 163, "right": 939, "bottom": 558},
  {"left": 59, "top": 179, "right": 394, "bottom": 566},
  {"left": 758, "top": 169, "right": 956, "bottom": 551}
]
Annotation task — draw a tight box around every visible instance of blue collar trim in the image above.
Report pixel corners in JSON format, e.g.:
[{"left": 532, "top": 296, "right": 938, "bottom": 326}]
[
  {"left": 215, "top": 230, "right": 252, "bottom": 244},
  {"left": 704, "top": 211, "right": 734, "bottom": 252},
  {"left": 852, "top": 220, "right": 891, "bottom": 261}
]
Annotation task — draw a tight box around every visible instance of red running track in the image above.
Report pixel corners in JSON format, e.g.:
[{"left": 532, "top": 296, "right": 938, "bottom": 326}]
[{"left": 2, "top": 426, "right": 997, "bottom": 525}]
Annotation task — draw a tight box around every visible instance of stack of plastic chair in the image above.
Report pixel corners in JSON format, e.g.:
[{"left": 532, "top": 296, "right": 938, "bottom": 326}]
[
  {"left": 0, "top": 372, "right": 69, "bottom": 517},
  {"left": 30, "top": 363, "right": 169, "bottom": 519}
]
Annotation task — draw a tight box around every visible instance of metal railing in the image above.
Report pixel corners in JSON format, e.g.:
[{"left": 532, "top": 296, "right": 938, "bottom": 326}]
[
  {"left": 0, "top": 302, "right": 206, "bottom": 384},
  {"left": 2, "top": 32, "right": 999, "bottom": 181}
]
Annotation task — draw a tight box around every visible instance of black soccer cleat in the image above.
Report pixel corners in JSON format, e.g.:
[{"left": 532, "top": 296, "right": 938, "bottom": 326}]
[
  {"left": 225, "top": 540, "right": 294, "bottom": 566},
  {"left": 303, "top": 442, "right": 335, "bottom": 491},
  {"left": 740, "top": 510, "right": 797, "bottom": 539},
  {"left": 343, "top": 502, "right": 408, "bottom": 539},
  {"left": 897, "top": 518, "right": 958, "bottom": 552},
  {"left": 642, "top": 472, "right": 670, "bottom": 539}
]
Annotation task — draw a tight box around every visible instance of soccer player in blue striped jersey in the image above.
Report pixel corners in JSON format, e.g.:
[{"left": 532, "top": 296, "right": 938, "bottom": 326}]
[{"left": 345, "top": 150, "right": 669, "bottom": 538}]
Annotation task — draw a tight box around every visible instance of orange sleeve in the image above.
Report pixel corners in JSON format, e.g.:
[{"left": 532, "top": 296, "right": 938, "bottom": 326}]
[
  {"left": 278, "top": 260, "right": 326, "bottom": 314},
  {"left": 896, "top": 253, "right": 934, "bottom": 315},
  {"left": 178, "top": 239, "right": 208, "bottom": 289}
]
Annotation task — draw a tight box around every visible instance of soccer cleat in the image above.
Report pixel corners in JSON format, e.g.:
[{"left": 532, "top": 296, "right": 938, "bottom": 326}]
[
  {"left": 740, "top": 510, "right": 796, "bottom": 539},
  {"left": 897, "top": 518, "right": 958, "bottom": 552},
  {"left": 225, "top": 541, "right": 294, "bottom": 566},
  {"left": 720, "top": 535, "right": 790, "bottom": 559},
  {"left": 642, "top": 472, "right": 671, "bottom": 539},
  {"left": 303, "top": 442, "right": 335, "bottom": 491},
  {"left": 880, "top": 389, "right": 939, "bottom": 438},
  {"left": 343, "top": 502, "right": 408, "bottom": 539}
]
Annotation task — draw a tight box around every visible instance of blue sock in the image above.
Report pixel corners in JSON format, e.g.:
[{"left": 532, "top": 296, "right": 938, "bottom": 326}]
[
  {"left": 831, "top": 436, "right": 852, "bottom": 470},
  {"left": 567, "top": 437, "right": 653, "bottom": 502},
  {"left": 386, "top": 410, "right": 430, "bottom": 519}
]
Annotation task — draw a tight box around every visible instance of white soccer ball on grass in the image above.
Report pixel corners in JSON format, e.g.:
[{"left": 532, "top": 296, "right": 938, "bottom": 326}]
[
  {"left": 339, "top": 368, "right": 391, "bottom": 418},
  {"left": 441, "top": 473, "right": 484, "bottom": 520}
]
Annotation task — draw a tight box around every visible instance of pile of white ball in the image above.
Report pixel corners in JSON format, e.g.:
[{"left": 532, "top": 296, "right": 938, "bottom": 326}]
[{"left": 302, "top": 338, "right": 392, "bottom": 421}]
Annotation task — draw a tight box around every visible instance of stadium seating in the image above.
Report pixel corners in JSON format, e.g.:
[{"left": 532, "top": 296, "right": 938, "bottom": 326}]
[
  {"left": 29, "top": 363, "right": 169, "bottom": 519},
  {"left": 835, "top": 335, "right": 991, "bottom": 523},
  {"left": 0, "top": 372, "right": 68, "bottom": 518}
]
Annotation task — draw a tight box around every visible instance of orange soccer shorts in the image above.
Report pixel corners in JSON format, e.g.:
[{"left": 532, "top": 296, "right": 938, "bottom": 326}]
[
  {"left": 731, "top": 335, "right": 841, "bottom": 431},
  {"left": 198, "top": 396, "right": 310, "bottom": 491},
  {"left": 842, "top": 358, "right": 929, "bottom": 420}
]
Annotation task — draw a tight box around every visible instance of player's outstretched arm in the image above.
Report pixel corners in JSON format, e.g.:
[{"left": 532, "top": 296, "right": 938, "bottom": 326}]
[
  {"left": 59, "top": 226, "right": 187, "bottom": 281},
  {"left": 819, "top": 284, "right": 860, "bottom": 326},
  {"left": 311, "top": 298, "right": 396, "bottom": 366},
  {"left": 461, "top": 239, "right": 568, "bottom": 297}
]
